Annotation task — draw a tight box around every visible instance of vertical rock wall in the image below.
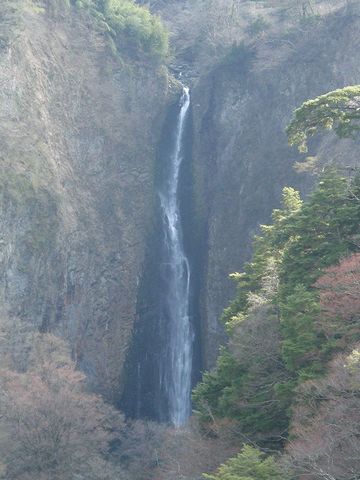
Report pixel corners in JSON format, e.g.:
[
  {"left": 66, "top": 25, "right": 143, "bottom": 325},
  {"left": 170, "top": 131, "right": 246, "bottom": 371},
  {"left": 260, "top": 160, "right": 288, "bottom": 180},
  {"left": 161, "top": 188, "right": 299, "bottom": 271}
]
[
  {"left": 0, "top": 5, "right": 177, "bottom": 400},
  {"left": 191, "top": 9, "right": 360, "bottom": 368}
]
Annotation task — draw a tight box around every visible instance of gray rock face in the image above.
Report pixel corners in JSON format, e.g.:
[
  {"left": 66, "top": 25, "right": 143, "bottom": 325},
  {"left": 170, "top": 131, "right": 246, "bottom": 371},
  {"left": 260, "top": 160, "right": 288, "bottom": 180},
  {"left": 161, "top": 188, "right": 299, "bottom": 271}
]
[
  {"left": 0, "top": 6, "right": 175, "bottom": 401},
  {"left": 191, "top": 9, "right": 360, "bottom": 368},
  {"left": 2, "top": 2, "right": 360, "bottom": 404}
]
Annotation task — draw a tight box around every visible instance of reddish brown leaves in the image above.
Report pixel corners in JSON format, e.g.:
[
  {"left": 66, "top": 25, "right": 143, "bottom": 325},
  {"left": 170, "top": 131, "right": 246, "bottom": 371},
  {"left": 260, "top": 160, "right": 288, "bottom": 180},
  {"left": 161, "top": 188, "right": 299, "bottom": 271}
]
[{"left": 314, "top": 253, "right": 360, "bottom": 339}]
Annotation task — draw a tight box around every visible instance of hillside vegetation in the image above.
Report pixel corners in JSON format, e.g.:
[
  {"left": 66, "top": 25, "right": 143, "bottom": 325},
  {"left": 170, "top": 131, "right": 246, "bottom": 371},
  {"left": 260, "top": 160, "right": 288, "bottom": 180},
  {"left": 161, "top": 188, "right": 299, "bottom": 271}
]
[
  {"left": 193, "top": 86, "right": 360, "bottom": 479},
  {"left": 152, "top": 0, "right": 353, "bottom": 73},
  {"left": 29, "top": 0, "right": 169, "bottom": 62}
]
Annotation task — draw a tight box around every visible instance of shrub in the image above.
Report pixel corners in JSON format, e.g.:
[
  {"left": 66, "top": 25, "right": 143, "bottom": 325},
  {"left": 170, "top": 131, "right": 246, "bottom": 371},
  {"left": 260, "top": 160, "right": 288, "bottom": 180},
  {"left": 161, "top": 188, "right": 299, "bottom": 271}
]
[
  {"left": 203, "top": 445, "right": 286, "bottom": 480},
  {"left": 103, "top": 0, "right": 169, "bottom": 61}
]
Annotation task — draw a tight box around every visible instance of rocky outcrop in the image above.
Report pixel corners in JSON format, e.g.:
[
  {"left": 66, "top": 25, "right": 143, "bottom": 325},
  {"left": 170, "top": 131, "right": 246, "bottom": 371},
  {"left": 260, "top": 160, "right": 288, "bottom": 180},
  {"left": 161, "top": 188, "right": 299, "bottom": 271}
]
[
  {"left": 191, "top": 7, "right": 360, "bottom": 368},
  {"left": 0, "top": 3, "right": 176, "bottom": 401}
]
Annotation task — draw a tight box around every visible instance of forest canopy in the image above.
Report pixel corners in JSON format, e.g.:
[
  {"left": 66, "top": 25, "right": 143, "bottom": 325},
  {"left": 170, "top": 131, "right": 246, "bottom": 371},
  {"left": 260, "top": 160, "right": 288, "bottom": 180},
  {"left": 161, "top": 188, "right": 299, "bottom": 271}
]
[{"left": 193, "top": 168, "right": 360, "bottom": 445}]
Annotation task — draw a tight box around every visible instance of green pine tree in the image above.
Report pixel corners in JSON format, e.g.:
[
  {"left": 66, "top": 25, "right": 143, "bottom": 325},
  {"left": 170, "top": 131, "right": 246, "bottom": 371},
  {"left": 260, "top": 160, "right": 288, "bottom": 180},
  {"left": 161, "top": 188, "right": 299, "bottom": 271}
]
[{"left": 203, "top": 445, "right": 287, "bottom": 480}]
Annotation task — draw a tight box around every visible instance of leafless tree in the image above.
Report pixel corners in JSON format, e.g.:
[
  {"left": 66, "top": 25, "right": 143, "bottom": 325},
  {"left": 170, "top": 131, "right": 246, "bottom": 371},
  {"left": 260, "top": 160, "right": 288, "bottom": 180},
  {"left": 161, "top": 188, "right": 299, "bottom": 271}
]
[
  {"left": 286, "top": 347, "right": 360, "bottom": 480},
  {"left": 0, "top": 330, "right": 125, "bottom": 480}
]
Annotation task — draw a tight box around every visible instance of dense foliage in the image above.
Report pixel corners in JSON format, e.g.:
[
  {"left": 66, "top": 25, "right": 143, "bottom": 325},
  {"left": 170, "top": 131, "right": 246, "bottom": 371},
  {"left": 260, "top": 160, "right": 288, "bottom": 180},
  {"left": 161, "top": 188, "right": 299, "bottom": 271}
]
[
  {"left": 287, "top": 85, "right": 360, "bottom": 152},
  {"left": 193, "top": 169, "right": 360, "bottom": 447},
  {"left": 203, "top": 445, "right": 285, "bottom": 480},
  {"left": 97, "top": 0, "right": 169, "bottom": 61},
  {"left": 194, "top": 81, "right": 360, "bottom": 472}
]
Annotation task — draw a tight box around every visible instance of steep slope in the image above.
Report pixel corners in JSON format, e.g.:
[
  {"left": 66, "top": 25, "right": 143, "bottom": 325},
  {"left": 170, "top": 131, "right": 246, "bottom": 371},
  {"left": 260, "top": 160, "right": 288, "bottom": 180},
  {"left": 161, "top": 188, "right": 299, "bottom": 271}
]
[
  {"left": 190, "top": 6, "right": 360, "bottom": 367},
  {"left": 2, "top": 0, "right": 360, "bottom": 413},
  {"left": 0, "top": 2, "right": 176, "bottom": 401}
]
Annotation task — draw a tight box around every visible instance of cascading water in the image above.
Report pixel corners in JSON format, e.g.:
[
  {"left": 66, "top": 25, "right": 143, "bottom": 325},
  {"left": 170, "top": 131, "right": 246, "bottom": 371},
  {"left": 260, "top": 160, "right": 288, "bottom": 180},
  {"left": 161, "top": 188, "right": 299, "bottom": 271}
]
[
  {"left": 121, "top": 87, "right": 198, "bottom": 427},
  {"left": 158, "top": 87, "right": 193, "bottom": 427}
]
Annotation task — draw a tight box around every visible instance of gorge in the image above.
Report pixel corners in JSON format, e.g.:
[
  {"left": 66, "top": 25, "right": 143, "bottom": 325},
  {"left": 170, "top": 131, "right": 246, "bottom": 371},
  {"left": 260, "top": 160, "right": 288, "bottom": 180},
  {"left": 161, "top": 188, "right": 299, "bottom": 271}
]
[
  {"left": 1, "top": 1, "right": 360, "bottom": 478},
  {"left": 1, "top": 0, "right": 360, "bottom": 408}
]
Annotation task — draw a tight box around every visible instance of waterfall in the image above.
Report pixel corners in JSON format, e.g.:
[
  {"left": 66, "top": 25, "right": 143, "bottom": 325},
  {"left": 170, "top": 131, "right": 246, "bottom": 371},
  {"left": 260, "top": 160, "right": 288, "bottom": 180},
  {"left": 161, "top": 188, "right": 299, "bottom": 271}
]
[
  {"left": 121, "top": 87, "right": 196, "bottom": 427},
  {"left": 158, "top": 87, "right": 193, "bottom": 427}
]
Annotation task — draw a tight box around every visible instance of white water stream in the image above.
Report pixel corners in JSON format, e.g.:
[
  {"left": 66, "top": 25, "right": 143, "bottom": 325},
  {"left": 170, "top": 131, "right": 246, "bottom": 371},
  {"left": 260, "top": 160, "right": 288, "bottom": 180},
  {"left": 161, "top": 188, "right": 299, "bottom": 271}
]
[{"left": 159, "top": 87, "right": 193, "bottom": 427}]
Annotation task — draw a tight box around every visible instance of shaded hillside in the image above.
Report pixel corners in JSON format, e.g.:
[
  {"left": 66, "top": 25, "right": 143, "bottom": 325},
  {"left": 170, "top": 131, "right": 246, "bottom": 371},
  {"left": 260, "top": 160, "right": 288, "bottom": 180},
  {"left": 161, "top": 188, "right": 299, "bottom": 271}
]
[
  {"left": 189, "top": 4, "right": 360, "bottom": 367},
  {"left": 0, "top": 0, "right": 176, "bottom": 400}
]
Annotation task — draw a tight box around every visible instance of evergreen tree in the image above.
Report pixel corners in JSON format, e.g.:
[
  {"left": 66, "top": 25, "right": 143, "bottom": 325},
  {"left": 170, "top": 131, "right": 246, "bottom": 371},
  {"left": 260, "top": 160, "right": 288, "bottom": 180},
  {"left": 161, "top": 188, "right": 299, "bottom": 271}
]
[
  {"left": 203, "top": 445, "right": 286, "bottom": 480},
  {"left": 287, "top": 85, "right": 360, "bottom": 153},
  {"left": 193, "top": 169, "right": 360, "bottom": 443}
]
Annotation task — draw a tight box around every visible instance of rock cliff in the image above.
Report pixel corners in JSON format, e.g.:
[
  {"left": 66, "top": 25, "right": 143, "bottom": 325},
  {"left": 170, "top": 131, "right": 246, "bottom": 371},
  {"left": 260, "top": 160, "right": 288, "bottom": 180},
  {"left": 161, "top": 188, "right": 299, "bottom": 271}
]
[
  {"left": 2, "top": 0, "right": 360, "bottom": 404},
  {"left": 0, "top": 2, "right": 175, "bottom": 400},
  {"left": 190, "top": 6, "right": 360, "bottom": 367}
]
